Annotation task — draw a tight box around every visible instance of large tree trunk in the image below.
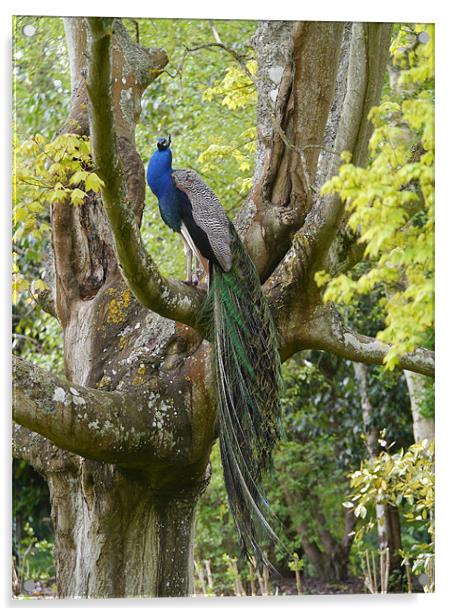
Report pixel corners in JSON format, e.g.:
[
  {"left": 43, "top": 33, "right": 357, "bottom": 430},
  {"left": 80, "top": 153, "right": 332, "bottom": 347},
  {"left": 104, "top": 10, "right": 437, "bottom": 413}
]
[
  {"left": 48, "top": 462, "right": 205, "bottom": 597},
  {"left": 14, "top": 18, "right": 214, "bottom": 598}
]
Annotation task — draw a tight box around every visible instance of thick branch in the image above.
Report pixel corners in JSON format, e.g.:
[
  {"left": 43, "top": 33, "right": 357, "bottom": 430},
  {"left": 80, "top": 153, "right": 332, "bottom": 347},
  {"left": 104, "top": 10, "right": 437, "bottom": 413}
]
[
  {"left": 267, "top": 24, "right": 390, "bottom": 295},
  {"left": 85, "top": 18, "right": 204, "bottom": 329},
  {"left": 13, "top": 424, "right": 79, "bottom": 476},
  {"left": 300, "top": 23, "right": 393, "bottom": 274},
  {"left": 272, "top": 291, "right": 434, "bottom": 377},
  {"left": 263, "top": 23, "right": 430, "bottom": 378},
  {"left": 271, "top": 23, "right": 392, "bottom": 298},
  {"left": 13, "top": 356, "right": 166, "bottom": 466},
  {"left": 236, "top": 21, "right": 345, "bottom": 280},
  {"left": 316, "top": 309, "right": 435, "bottom": 377}
]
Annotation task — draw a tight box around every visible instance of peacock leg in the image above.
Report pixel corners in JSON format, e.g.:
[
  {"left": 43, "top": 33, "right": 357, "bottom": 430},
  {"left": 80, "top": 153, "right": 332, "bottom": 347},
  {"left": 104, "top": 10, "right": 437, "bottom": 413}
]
[
  {"left": 180, "top": 224, "right": 208, "bottom": 287},
  {"left": 182, "top": 238, "right": 193, "bottom": 284}
]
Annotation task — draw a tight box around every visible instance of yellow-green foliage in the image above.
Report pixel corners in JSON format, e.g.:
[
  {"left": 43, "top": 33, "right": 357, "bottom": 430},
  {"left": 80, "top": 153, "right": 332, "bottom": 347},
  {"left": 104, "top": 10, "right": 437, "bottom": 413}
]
[
  {"left": 345, "top": 437, "right": 434, "bottom": 590},
  {"left": 13, "top": 133, "right": 103, "bottom": 302},
  {"left": 202, "top": 60, "right": 257, "bottom": 110},
  {"left": 390, "top": 25, "right": 434, "bottom": 86},
  {"left": 198, "top": 61, "right": 257, "bottom": 198},
  {"left": 316, "top": 25, "right": 434, "bottom": 369},
  {"left": 198, "top": 126, "right": 256, "bottom": 192},
  {"left": 346, "top": 438, "right": 434, "bottom": 526}
]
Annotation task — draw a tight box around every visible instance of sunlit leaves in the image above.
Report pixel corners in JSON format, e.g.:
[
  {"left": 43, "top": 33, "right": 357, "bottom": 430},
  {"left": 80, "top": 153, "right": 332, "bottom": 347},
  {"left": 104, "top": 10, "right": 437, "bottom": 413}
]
[
  {"left": 70, "top": 170, "right": 89, "bottom": 186},
  {"left": 13, "top": 132, "right": 103, "bottom": 305},
  {"left": 346, "top": 437, "right": 434, "bottom": 588},
  {"left": 13, "top": 16, "right": 70, "bottom": 140},
  {"left": 317, "top": 24, "right": 434, "bottom": 369},
  {"left": 203, "top": 60, "right": 257, "bottom": 110},
  {"left": 197, "top": 126, "right": 256, "bottom": 195},
  {"left": 348, "top": 438, "right": 434, "bottom": 518},
  {"left": 69, "top": 188, "right": 87, "bottom": 206},
  {"left": 390, "top": 24, "right": 434, "bottom": 87},
  {"left": 197, "top": 62, "right": 257, "bottom": 199},
  {"left": 85, "top": 172, "right": 104, "bottom": 193}
]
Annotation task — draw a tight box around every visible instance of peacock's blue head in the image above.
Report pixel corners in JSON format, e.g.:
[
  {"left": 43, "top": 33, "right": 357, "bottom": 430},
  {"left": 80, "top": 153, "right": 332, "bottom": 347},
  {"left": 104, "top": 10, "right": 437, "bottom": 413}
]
[
  {"left": 152, "top": 134, "right": 172, "bottom": 165},
  {"left": 147, "top": 134, "right": 173, "bottom": 196},
  {"left": 157, "top": 134, "right": 171, "bottom": 151}
]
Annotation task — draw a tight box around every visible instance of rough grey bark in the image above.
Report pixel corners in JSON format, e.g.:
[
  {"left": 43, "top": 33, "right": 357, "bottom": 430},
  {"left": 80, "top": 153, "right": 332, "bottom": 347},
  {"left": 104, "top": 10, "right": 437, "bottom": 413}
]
[
  {"left": 48, "top": 462, "right": 205, "bottom": 597},
  {"left": 13, "top": 17, "right": 434, "bottom": 598}
]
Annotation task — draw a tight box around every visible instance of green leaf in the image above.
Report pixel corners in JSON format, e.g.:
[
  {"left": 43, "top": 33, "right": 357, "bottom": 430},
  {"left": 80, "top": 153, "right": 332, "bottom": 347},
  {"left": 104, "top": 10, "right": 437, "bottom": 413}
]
[
  {"left": 69, "top": 170, "right": 88, "bottom": 186},
  {"left": 70, "top": 188, "right": 87, "bottom": 206},
  {"left": 85, "top": 172, "right": 104, "bottom": 193}
]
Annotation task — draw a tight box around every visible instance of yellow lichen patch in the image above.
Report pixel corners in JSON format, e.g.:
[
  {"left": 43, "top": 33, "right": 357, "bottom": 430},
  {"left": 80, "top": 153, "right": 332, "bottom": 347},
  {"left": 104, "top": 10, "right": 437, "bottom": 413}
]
[
  {"left": 118, "top": 335, "right": 129, "bottom": 350},
  {"left": 106, "top": 288, "right": 131, "bottom": 324},
  {"left": 122, "top": 289, "right": 131, "bottom": 306},
  {"left": 132, "top": 364, "right": 146, "bottom": 386},
  {"left": 96, "top": 374, "right": 111, "bottom": 389}
]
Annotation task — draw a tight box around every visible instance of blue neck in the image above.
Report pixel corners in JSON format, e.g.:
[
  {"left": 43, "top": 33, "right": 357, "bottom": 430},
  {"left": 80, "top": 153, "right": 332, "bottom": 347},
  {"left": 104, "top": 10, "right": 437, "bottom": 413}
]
[{"left": 147, "top": 148, "right": 173, "bottom": 199}]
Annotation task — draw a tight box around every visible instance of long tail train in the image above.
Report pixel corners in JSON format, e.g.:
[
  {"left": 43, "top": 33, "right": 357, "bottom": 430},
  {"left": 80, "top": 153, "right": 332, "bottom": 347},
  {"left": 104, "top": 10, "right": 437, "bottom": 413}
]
[{"left": 202, "top": 225, "right": 284, "bottom": 568}]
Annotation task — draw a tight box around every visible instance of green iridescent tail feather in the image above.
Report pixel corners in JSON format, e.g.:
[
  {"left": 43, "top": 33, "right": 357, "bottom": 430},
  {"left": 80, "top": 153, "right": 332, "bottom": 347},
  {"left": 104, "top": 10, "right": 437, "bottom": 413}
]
[{"left": 200, "top": 224, "right": 284, "bottom": 569}]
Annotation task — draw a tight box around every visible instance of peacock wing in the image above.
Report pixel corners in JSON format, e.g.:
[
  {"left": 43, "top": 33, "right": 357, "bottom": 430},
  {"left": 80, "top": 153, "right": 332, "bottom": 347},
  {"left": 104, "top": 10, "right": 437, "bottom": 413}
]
[{"left": 173, "top": 169, "right": 233, "bottom": 272}]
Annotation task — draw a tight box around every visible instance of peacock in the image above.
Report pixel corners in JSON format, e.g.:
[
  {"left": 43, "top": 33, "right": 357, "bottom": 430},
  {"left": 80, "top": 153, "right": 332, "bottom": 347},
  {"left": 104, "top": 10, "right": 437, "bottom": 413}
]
[{"left": 147, "top": 135, "right": 284, "bottom": 568}]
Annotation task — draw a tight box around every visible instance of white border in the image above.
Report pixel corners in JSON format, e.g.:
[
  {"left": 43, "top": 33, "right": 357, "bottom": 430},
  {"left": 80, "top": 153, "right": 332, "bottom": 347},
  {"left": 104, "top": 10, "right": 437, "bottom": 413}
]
[{"left": 1, "top": 1, "right": 451, "bottom": 614}]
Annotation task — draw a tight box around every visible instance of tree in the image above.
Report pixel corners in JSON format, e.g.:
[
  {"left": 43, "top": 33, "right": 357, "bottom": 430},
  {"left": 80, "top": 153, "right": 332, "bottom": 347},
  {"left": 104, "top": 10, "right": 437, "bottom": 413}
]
[{"left": 13, "top": 18, "right": 434, "bottom": 598}]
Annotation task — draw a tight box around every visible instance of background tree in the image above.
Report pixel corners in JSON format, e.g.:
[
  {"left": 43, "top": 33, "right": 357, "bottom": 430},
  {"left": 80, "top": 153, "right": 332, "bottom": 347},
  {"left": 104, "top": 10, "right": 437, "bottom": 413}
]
[{"left": 13, "top": 17, "right": 434, "bottom": 598}]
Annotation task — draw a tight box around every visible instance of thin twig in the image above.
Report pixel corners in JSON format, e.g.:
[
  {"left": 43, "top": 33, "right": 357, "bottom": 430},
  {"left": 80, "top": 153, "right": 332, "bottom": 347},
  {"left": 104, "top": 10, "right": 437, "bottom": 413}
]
[
  {"left": 229, "top": 557, "right": 246, "bottom": 596},
  {"left": 194, "top": 560, "right": 207, "bottom": 596},
  {"left": 364, "top": 550, "right": 374, "bottom": 593},
  {"left": 254, "top": 557, "right": 265, "bottom": 595},
  {"left": 295, "top": 567, "right": 303, "bottom": 595},
  {"left": 12, "top": 333, "right": 44, "bottom": 352},
  {"left": 382, "top": 547, "right": 390, "bottom": 594},
  {"left": 371, "top": 550, "right": 378, "bottom": 593},
  {"left": 208, "top": 20, "right": 223, "bottom": 45},
  {"left": 263, "top": 561, "right": 270, "bottom": 596},
  {"left": 204, "top": 559, "right": 213, "bottom": 591},
  {"left": 248, "top": 561, "right": 256, "bottom": 596},
  {"left": 405, "top": 562, "right": 412, "bottom": 593}
]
